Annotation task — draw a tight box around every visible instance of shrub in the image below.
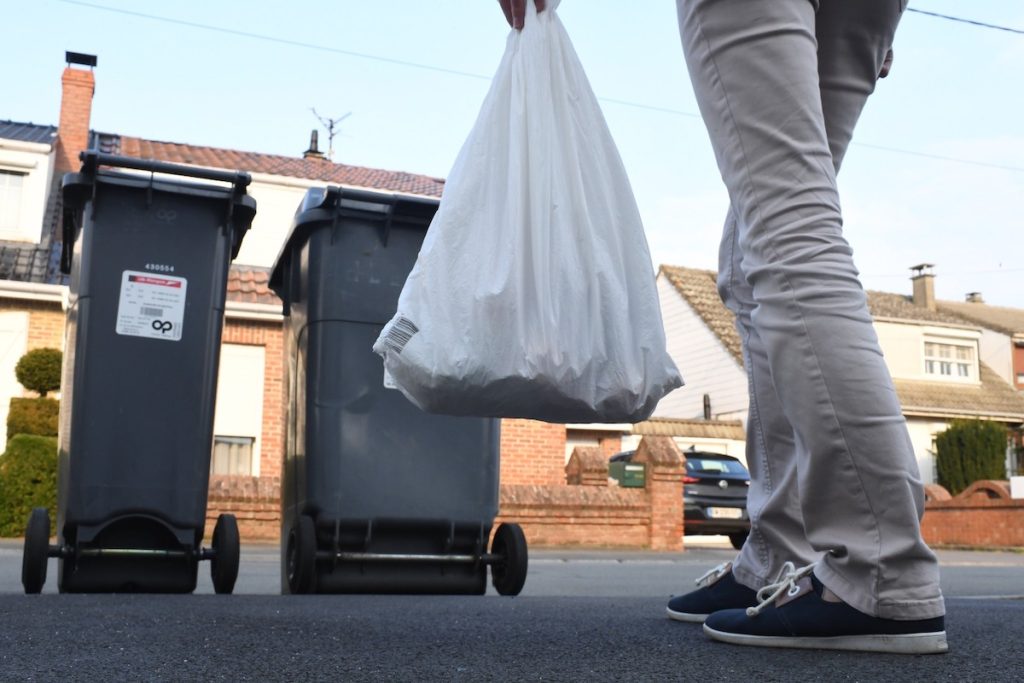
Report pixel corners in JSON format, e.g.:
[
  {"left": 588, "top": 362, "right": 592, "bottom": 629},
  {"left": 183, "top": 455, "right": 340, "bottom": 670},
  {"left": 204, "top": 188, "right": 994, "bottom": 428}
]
[
  {"left": 935, "top": 419, "right": 1008, "bottom": 496},
  {"left": 7, "top": 397, "right": 59, "bottom": 442},
  {"left": 0, "top": 435, "right": 58, "bottom": 537},
  {"left": 15, "top": 348, "right": 62, "bottom": 398}
]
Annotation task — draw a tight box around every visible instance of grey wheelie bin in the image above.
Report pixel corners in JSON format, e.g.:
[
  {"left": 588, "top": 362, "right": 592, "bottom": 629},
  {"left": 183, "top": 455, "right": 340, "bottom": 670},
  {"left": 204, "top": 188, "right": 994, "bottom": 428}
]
[
  {"left": 20, "top": 151, "right": 255, "bottom": 594},
  {"left": 268, "top": 186, "right": 527, "bottom": 596}
]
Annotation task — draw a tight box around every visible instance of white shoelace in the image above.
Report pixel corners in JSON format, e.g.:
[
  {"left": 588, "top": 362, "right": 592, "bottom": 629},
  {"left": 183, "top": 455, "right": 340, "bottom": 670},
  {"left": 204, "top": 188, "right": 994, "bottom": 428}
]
[
  {"left": 746, "top": 561, "right": 817, "bottom": 617},
  {"left": 694, "top": 561, "right": 732, "bottom": 588}
]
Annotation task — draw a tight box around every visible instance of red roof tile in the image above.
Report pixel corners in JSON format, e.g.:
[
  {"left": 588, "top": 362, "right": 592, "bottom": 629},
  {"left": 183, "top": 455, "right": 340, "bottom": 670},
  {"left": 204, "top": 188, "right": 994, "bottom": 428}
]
[
  {"left": 226, "top": 265, "right": 281, "bottom": 307},
  {"left": 115, "top": 136, "right": 445, "bottom": 198}
]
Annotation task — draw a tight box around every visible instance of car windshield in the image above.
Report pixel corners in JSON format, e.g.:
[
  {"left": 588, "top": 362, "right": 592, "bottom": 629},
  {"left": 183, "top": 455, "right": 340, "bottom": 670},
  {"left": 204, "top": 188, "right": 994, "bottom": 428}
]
[{"left": 686, "top": 458, "right": 748, "bottom": 476}]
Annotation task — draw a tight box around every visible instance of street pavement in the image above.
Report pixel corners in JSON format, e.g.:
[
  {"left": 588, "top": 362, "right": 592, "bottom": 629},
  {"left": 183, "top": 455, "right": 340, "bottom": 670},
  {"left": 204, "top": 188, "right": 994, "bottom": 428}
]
[{"left": 1, "top": 538, "right": 1021, "bottom": 681}]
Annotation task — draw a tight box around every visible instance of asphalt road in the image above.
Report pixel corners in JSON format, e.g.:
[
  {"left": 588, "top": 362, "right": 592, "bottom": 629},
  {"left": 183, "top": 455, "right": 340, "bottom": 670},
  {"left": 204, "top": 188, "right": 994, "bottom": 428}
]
[{"left": 1, "top": 540, "right": 1022, "bottom": 681}]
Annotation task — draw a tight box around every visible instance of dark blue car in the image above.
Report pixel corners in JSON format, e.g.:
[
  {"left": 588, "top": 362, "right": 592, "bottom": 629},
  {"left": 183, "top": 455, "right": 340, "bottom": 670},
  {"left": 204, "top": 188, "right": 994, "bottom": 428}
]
[{"left": 609, "top": 449, "right": 751, "bottom": 549}]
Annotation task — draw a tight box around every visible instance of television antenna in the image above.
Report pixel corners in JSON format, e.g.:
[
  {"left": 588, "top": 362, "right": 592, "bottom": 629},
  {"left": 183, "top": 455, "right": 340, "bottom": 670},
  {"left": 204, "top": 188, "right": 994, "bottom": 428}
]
[{"left": 310, "top": 109, "right": 351, "bottom": 161}]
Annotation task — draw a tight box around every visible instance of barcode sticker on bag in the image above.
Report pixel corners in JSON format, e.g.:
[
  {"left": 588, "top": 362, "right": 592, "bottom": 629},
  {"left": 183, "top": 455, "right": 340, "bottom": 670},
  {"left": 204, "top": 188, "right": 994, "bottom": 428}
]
[{"left": 381, "top": 317, "right": 419, "bottom": 355}]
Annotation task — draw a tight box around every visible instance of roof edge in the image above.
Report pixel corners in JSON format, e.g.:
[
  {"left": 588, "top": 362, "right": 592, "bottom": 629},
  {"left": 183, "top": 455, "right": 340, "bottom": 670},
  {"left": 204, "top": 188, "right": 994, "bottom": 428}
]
[
  {"left": 902, "top": 407, "right": 1024, "bottom": 422},
  {"left": 225, "top": 300, "right": 283, "bottom": 322},
  {"left": 0, "top": 281, "right": 65, "bottom": 303}
]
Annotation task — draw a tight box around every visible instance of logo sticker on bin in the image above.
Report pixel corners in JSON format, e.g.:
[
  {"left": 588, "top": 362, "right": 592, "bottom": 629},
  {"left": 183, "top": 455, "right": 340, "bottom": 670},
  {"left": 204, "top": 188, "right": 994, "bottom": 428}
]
[{"left": 116, "top": 270, "right": 187, "bottom": 341}]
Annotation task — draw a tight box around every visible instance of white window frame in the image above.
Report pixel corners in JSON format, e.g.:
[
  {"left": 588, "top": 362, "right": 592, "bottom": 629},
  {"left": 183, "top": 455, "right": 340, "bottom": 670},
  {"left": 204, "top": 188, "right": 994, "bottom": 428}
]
[
  {"left": 0, "top": 169, "right": 26, "bottom": 232},
  {"left": 211, "top": 434, "right": 257, "bottom": 477},
  {"left": 211, "top": 343, "right": 265, "bottom": 477},
  {"left": 0, "top": 139, "right": 53, "bottom": 243},
  {"left": 923, "top": 338, "right": 978, "bottom": 383}
]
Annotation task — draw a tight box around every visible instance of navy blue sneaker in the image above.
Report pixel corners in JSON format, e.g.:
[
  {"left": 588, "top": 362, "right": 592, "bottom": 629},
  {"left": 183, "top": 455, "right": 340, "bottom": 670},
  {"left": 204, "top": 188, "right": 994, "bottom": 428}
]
[
  {"left": 703, "top": 564, "right": 948, "bottom": 654},
  {"left": 666, "top": 562, "right": 759, "bottom": 623}
]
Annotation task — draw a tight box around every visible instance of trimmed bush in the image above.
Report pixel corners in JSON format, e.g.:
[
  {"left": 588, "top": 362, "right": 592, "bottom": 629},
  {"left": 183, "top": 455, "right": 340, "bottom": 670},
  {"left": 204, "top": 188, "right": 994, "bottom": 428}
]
[
  {"left": 935, "top": 419, "right": 1008, "bottom": 496},
  {"left": 15, "top": 348, "right": 62, "bottom": 398},
  {"left": 0, "top": 434, "right": 58, "bottom": 537},
  {"left": 7, "top": 397, "right": 59, "bottom": 441}
]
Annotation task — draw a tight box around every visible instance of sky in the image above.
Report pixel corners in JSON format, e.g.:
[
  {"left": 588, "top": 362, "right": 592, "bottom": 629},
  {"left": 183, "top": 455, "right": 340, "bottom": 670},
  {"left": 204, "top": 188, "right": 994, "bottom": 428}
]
[{"left": 3, "top": 0, "right": 1023, "bottom": 307}]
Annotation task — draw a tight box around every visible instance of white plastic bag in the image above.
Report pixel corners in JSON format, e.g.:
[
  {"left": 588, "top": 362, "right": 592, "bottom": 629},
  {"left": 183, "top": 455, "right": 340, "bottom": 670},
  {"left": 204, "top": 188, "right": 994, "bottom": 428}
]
[{"left": 373, "top": 0, "right": 682, "bottom": 423}]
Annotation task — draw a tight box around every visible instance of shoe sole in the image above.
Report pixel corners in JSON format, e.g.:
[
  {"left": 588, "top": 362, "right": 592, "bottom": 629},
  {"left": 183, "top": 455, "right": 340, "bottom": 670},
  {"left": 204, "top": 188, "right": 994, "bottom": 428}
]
[
  {"left": 666, "top": 607, "right": 707, "bottom": 623},
  {"left": 703, "top": 624, "right": 949, "bottom": 654}
]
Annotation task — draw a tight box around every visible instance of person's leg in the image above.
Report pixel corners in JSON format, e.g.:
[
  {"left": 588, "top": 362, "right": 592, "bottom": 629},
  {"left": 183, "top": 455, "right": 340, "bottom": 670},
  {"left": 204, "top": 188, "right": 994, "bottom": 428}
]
[
  {"left": 676, "top": 0, "right": 943, "bottom": 624},
  {"left": 724, "top": 0, "right": 922, "bottom": 594},
  {"left": 720, "top": 209, "right": 819, "bottom": 594}
]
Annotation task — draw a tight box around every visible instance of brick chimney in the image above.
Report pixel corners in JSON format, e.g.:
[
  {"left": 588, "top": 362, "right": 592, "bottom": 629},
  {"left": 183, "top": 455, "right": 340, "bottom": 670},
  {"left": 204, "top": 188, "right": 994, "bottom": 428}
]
[
  {"left": 303, "top": 129, "right": 326, "bottom": 160},
  {"left": 910, "top": 263, "right": 936, "bottom": 311},
  {"left": 56, "top": 52, "right": 97, "bottom": 174}
]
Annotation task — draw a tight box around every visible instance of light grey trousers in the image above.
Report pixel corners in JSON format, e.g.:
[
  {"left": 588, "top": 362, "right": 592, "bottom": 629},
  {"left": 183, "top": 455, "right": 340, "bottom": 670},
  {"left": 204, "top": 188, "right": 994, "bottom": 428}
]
[{"left": 676, "top": 0, "right": 944, "bottom": 619}]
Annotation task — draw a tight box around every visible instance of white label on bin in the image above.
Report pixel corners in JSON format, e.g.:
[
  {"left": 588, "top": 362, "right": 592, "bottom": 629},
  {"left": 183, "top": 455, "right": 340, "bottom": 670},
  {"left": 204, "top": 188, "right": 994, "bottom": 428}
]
[{"left": 115, "top": 270, "right": 187, "bottom": 342}]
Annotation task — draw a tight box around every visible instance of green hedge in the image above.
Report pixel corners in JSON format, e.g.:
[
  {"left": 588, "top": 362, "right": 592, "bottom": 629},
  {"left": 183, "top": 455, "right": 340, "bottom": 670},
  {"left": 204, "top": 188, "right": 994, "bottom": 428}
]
[
  {"left": 15, "top": 348, "right": 62, "bottom": 397},
  {"left": 7, "top": 397, "right": 59, "bottom": 442},
  {"left": 0, "top": 435, "right": 58, "bottom": 538},
  {"left": 935, "top": 419, "right": 1008, "bottom": 496}
]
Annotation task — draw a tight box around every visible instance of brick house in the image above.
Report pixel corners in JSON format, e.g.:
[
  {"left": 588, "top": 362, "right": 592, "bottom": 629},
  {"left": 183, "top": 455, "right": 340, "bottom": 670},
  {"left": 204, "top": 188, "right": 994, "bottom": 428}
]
[
  {"left": 3, "top": 55, "right": 703, "bottom": 550},
  {"left": 655, "top": 264, "right": 1024, "bottom": 484}
]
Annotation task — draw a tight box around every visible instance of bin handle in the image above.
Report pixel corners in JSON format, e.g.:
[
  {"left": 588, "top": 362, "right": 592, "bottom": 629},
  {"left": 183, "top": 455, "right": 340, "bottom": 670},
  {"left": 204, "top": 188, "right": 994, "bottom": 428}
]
[
  {"left": 60, "top": 204, "right": 76, "bottom": 274},
  {"left": 79, "top": 151, "right": 251, "bottom": 189}
]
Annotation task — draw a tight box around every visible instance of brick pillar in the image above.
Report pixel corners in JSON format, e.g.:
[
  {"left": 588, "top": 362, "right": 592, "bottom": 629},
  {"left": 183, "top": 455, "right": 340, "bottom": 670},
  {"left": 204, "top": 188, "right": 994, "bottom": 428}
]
[
  {"left": 565, "top": 446, "right": 608, "bottom": 486},
  {"left": 56, "top": 65, "right": 95, "bottom": 174},
  {"left": 500, "top": 419, "right": 568, "bottom": 486},
  {"left": 634, "top": 436, "right": 686, "bottom": 551},
  {"left": 598, "top": 435, "right": 623, "bottom": 459}
]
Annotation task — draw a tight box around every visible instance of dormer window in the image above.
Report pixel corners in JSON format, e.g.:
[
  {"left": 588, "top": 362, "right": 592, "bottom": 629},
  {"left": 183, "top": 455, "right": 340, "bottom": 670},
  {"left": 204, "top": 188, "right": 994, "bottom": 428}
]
[
  {"left": 924, "top": 340, "right": 976, "bottom": 380},
  {"left": 0, "top": 169, "right": 25, "bottom": 232}
]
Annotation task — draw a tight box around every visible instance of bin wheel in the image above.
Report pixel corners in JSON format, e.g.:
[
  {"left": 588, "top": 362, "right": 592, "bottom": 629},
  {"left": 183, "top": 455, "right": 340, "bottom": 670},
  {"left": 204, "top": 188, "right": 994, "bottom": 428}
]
[
  {"left": 490, "top": 523, "right": 528, "bottom": 596},
  {"left": 286, "top": 515, "right": 317, "bottom": 594},
  {"left": 211, "top": 514, "right": 240, "bottom": 595},
  {"left": 22, "top": 508, "right": 50, "bottom": 594}
]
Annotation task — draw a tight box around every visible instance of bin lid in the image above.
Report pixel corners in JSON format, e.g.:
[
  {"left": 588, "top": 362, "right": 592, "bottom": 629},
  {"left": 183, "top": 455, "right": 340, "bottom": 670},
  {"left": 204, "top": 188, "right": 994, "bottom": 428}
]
[
  {"left": 268, "top": 185, "right": 439, "bottom": 305},
  {"left": 60, "top": 152, "right": 257, "bottom": 274}
]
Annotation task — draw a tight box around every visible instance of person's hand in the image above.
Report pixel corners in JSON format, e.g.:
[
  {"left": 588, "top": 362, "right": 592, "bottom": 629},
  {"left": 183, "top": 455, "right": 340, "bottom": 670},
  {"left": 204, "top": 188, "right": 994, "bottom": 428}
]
[
  {"left": 498, "top": 0, "right": 547, "bottom": 30},
  {"left": 879, "top": 49, "right": 894, "bottom": 79}
]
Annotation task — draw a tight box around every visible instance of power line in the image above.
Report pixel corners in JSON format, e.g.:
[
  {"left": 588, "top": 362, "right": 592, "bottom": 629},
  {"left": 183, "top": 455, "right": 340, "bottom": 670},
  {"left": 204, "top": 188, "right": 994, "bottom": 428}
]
[
  {"left": 864, "top": 267, "right": 1024, "bottom": 278},
  {"left": 853, "top": 143, "right": 1024, "bottom": 174},
  {"left": 907, "top": 8, "right": 1024, "bottom": 35},
  {"left": 54, "top": 0, "right": 1024, "bottom": 174},
  {"left": 56, "top": 0, "right": 493, "bottom": 81}
]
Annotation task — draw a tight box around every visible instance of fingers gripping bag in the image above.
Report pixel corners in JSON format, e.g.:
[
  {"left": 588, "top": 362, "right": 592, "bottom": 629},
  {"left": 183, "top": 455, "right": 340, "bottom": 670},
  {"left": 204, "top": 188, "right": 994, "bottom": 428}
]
[{"left": 373, "top": 0, "right": 682, "bottom": 423}]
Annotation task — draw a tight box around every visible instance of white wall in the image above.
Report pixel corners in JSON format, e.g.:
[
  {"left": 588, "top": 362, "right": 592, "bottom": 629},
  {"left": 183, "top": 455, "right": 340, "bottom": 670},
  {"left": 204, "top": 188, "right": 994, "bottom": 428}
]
[
  {"left": 212, "top": 343, "right": 266, "bottom": 476},
  {"left": 977, "top": 327, "right": 1013, "bottom": 386},
  {"left": 621, "top": 433, "right": 746, "bottom": 465},
  {"left": 875, "top": 320, "right": 982, "bottom": 384},
  {"left": 874, "top": 320, "right": 922, "bottom": 380},
  {"left": 0, "top": 140, "right": 54, "bottom": 243},
  {"left": 653, "top": 275, "right": 748, "bottom": 421},
  {"left": 904, "top": 418, "right": 955, "bottom": 486},
  {"left": 233, "top": 175, "right": 320, "bottom": 268},
  {"left": 0, "top": 312, "right": 30, "bottom": 446}
]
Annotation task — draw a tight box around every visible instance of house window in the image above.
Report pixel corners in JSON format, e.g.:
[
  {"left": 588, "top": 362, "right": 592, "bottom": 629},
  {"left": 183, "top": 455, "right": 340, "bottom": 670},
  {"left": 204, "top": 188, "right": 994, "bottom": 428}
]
[
  {"left": 0, "top": 170, "right": 25, "bottom": 232},
  {"left": 211, "top": 343, "right": 265, "bottom": 476},
  {"left": 211, "top": 435, "right": 255, "bottom": 476},
  {"left": 924, "top": 341, "right": 975, "bottom": 379}
]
